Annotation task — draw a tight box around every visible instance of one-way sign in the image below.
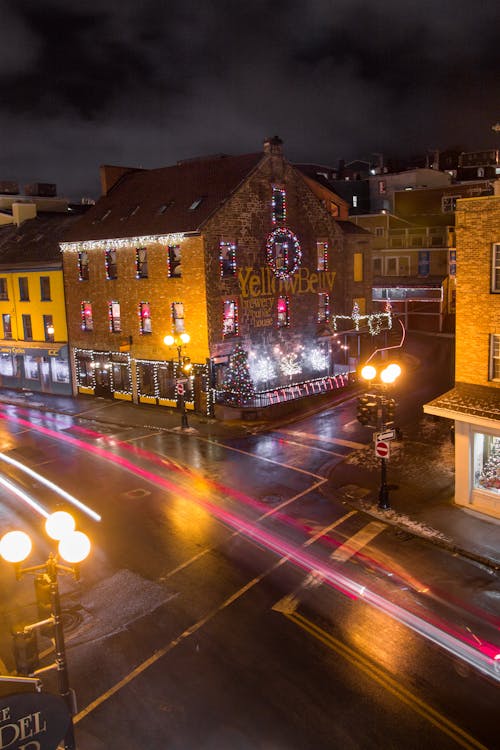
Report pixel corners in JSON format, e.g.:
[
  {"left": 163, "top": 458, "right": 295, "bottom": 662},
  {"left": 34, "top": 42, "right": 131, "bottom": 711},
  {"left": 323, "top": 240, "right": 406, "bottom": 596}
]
[{"left": 375, "top": 428, "right": 396, "bottom": 442}]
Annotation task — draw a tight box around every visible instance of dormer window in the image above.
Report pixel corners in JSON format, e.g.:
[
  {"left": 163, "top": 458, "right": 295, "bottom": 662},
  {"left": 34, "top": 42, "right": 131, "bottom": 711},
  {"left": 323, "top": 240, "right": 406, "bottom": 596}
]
[{"left": 189, "top": 197, "right": 203, "bottom": 210}]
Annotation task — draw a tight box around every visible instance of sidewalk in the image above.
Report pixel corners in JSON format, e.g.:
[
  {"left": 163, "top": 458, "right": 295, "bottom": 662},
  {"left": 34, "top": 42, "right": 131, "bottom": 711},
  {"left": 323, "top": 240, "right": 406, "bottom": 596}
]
[{"left": 1, "top": 386, "right": 499, "bottom": 570}]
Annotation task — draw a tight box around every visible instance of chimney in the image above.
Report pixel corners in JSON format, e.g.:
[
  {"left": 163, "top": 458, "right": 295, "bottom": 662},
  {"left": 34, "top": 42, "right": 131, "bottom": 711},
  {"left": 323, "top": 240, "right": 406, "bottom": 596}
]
[
  {"left": 12, "top": 202, "right": 37, "bottom": 226},
  {"left": 100, "top": 165, "right": 142, "bottom": 196},
  {"left": 263, "top": 136, "right": 283, "bottom": 156}
]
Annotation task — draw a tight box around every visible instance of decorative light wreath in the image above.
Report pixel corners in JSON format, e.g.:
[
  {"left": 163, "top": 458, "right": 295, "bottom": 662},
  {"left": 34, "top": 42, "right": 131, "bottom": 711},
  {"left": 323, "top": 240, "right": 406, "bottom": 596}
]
[{"left": 266, "top": 227, "right": 302, "bottom": 279}]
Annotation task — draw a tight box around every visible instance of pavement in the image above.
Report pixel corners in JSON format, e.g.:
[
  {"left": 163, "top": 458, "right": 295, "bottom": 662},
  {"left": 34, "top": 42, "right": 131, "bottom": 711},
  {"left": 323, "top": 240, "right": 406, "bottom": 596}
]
[{"left": 0, "top": 375, "right": 499, "bottom": 572}]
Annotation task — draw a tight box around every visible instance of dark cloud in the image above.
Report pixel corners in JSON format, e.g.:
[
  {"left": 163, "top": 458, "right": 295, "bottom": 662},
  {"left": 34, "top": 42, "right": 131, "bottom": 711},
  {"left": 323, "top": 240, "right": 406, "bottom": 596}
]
[{"left": 0, "top": 0, "right": 498, "bottom": 198}]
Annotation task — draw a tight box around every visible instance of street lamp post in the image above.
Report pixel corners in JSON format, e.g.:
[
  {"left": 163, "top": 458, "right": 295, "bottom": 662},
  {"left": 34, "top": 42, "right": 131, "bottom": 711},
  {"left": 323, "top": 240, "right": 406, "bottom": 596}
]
[
  {"left": 359, "top": 362, "right": 402, "bottom": 510},
  {"left": 163, "top": 332, "right": 192, "bottom": 429},
  {"left": 0, "top": 511, "right": 91, "bottom": 750}
]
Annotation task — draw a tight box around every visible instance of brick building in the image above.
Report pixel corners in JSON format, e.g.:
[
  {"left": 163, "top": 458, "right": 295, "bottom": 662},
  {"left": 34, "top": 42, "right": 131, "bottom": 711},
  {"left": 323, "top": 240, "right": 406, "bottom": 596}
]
[
  {"left": 424, "top": 188, "right": 500, "bottom": 519},
  {"left": 0, "top": 186, "right": 86, "bottom": 395},
  {"left": 60, "top": 138, "right": 382, "bottom": 417}
]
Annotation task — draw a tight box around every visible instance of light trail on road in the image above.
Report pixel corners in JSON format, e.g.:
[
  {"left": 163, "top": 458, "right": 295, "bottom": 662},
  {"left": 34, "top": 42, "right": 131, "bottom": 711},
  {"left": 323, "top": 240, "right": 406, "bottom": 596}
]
[
  {"left": 1, "top": 409, "right": 499, "bottom": 683},
  {"left": 0, "top": 452, "right": 101, "bottom": 522}
]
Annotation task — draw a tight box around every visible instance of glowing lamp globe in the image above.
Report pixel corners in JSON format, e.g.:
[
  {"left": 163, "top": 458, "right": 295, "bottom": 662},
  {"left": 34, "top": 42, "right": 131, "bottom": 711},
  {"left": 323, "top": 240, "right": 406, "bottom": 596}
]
[
  {"left": 0, "top": 530, "right": 32, "bottom": 563},
  {"left": 58, "top": 531, "right": 91, "bottom": 564},
  {"left": 163, "top": 335, "right": 175, "bottom": 346},
  {"left": 45, "top": 511, "right": 75, "bottom": 541},
  {"left": 179, "top": 333, "right": 190, "bottom": 344},
  {"left": 381, "top": 367, "right": 396, "bottom": 384},
  {"left": 361, "top": 365, "right": 377, "bottom": 381},
  {"left": 385, "top": 363, "right": 402, "bottom": 379}
]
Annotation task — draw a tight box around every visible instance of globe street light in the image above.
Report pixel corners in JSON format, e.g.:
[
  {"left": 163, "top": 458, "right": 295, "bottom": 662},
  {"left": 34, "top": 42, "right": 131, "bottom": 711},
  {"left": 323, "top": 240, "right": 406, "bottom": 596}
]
[
  {"left": 0, "top": 511, "right": 91, "bottom": 750},
  {"left": 359, "top": 362, "right": 402, "bottom": 510},
  {"left": 163, "top": 332, "right": 192, "bottom": 429}
]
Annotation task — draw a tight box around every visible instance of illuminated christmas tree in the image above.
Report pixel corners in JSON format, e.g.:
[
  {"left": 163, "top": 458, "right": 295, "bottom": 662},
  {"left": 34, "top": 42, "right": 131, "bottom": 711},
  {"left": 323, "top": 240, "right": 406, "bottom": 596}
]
[{"left": 222, "top": 344, "right": 255, "bottom": 406}]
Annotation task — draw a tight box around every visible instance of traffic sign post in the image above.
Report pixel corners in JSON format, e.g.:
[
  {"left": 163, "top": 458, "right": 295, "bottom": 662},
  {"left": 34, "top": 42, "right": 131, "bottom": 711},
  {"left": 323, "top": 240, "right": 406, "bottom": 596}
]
[
  {"left": 375, "top": 440, "right": 390, "bottom": 458},
  {"left": 375, "top": 428, "right": 396, "bottom": 443}
]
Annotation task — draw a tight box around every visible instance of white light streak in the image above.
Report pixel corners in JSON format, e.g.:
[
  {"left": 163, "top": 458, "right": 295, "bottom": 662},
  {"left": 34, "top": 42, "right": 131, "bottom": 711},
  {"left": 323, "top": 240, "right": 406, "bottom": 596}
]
[
  {"left": 0, "top": 454, "right": 101, "bottom": 522},
  {"left": 0, "top": 474, "right": 48, "bottom": 517}
]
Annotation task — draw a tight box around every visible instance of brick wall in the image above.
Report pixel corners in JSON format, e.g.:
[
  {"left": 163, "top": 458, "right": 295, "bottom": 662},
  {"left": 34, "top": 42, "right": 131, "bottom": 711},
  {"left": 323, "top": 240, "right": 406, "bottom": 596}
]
[{"left": 455, "top": 194, "right": 500, "bottom": 387}]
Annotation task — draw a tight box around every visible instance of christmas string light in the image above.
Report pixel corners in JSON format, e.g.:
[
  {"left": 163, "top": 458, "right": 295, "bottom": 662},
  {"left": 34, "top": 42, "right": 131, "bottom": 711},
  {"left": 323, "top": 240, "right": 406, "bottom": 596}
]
[
  {"left": 331, "top": 311, "right": 392, "bottom": 335},
  {"left": 61, "top": 233, "right": 185, "bottom": 253},
  {"left": 219, "top": 241, "right": 237, "bottom": 277},
  {"left": 223, "top": 299, "right": 239, "bottom": 337},
  {"left": 271, "top": 186, "right": 286, "bottom": 225},
  {"left": 266, "top": 227, "right": 302, "bottom": 280}
]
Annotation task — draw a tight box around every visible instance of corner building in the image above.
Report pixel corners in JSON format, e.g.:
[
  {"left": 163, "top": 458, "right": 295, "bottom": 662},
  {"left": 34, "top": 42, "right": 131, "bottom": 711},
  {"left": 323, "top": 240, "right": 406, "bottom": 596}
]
[{"left": 61, "top": 138, "right": 373, "bottom": 417}]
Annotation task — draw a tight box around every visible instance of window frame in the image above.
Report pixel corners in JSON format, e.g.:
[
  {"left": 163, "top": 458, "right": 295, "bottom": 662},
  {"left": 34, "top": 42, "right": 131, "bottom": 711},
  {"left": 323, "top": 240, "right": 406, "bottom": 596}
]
[
  {"left": 222, "top": 299, "right": 238, "bottom": 338},
  {"left": 172, "top": 302, "right": 185, "bottom": 334},
  {"left": 81, "top": 301, "right": 94, "bottom": 331},
  {"left": 271, "top": 187, "right": 286, "bottom": 224},
  {"left": 277, "top": 295, "right": 290, "bottom": 328},
  {"left": 105, "top": 249, "right": 118, "bottom": 280},
  {"left": 135, "top": 247, "right": 148, "bottom": 279},
  {"left": 317, "top": 292, "right": 330, "bottom": 323},
  {"left": 18, "top": 277, "right": 29, "bottom": 301},
  {"left": 43, "top": 314, "right": 54, "bottom": 342},
  {"left": 167, "top": 245, "right": 182, "bottom": 278},
  {"left": 0, "top": 278, "right": 8, "bottom": 300},
  {"left": 78, "top": 251, "right": 89, "bottom": 281},
  {"left": 109, "top": 301, "right": 121, "bottom": 333},
  {"left": 489, "top": 334, "right": 500, "bottom": 381},
  {"left": 22, "top": 313, "right": 33, "bottom": 340},
  {"left": 316, "top": 241, "right": 328, "bottom": 271},
  {"left": 220, "top": 241, "right": 237, "bottom": 277},
  {"left": 2, "top": 313, "right": 12, "bottom": 339},
  {"left": 139, "top": 301, "right": 152, "bottom": 334},
  {"left": 491, "top": 243, "right": 500, "bottom": 293}
]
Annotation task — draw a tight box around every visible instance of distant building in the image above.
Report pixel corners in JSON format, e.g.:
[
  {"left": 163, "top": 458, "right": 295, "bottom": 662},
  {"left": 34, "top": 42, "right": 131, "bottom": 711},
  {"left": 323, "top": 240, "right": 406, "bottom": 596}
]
[
  {"left": 457, "top": 149, "right": 500, "bottom": 181},
  {"left": 368, "top": 168, "right": 452, "bottom": 214},
  {"left": 60, "top": 138, "right": 379, "bottom": 417},
  {"left": 0, "top": 187, "right": 86, "bottom": 395},
  {"left": 424, "top": 186, "right": 500, "bottom": 520}
]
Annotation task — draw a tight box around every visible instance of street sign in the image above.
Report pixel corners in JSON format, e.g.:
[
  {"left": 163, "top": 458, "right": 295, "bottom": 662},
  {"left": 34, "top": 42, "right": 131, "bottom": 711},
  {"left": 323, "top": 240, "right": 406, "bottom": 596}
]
[
  {"left": 176, "top": 383, "right": 184, "bottom": 396},
  {"left": 376, "top": 428, "right": 396, "bottom": 443},
  {"left": 375, "top": 440, "right": 390, "bottom": 458},
  {"left": 0, "top": 691, "right": 71, "bottom": 750}
]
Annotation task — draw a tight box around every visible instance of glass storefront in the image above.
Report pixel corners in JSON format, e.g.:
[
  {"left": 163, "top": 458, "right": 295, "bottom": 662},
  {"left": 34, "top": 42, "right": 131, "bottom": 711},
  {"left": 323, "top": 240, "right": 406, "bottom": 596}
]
[{"left": 473, "top": 432, "right": 500, "bottom": 495}]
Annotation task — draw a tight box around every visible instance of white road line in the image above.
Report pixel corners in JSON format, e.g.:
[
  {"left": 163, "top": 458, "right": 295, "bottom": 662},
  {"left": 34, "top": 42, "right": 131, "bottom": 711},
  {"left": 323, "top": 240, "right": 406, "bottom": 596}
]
[
  {"left": 330, "top": 521, "right": 386, "bottom": 563},
  {"left": 279, "top": 428, "right": 365, "bottom": 450},
  {"left": 204, "top": 438, "right": 326, "bottom": 479},
  {"left": 275, "top": 437, "right": 346, "bottom": 457}
]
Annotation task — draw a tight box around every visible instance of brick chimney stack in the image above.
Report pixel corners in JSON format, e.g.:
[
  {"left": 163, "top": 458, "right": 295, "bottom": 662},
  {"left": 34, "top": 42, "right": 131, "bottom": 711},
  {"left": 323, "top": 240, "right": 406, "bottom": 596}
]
[{"left": 263, "top": 136, "right": 283, "bottom": 156}]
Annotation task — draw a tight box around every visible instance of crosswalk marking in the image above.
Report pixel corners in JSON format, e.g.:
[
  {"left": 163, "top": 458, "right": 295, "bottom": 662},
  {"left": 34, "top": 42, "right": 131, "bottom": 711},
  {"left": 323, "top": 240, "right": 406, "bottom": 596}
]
[
  {"left": 279, "top": 428, "right": 365, "bottom": 450},
  {"left": 330, "top": 521, "right": 386, "bottom": 563}
]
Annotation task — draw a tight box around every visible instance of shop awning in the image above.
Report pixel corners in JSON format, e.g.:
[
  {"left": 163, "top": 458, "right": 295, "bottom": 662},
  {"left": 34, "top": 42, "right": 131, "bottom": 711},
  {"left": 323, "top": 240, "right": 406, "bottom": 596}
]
[{"left": 424, "top": 382, "right": 500, "bottom": 430}]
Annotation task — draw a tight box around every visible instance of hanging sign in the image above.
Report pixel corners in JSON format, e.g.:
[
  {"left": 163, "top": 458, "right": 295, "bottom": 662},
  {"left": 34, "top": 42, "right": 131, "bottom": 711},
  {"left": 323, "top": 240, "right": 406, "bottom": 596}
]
[{"left": 0, "top": 691, "right": 71, "bottom": 750}]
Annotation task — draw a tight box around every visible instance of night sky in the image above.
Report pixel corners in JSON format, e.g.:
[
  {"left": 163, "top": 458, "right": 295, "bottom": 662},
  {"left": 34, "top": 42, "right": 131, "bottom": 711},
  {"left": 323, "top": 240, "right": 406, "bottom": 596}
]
[{"left": 1, "top": 0, "right": 499, "bottom": 200}]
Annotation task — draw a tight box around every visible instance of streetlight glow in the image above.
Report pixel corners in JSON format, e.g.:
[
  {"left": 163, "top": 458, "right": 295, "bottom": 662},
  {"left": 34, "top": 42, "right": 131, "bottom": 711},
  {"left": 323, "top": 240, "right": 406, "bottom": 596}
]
[
  {"left": 45, "top": 511, "right": 76, "bottom": 541},
  {"left": 385, "top": 363, "right": 402, "bottom": 378},
  {"left": 163, "top": 334, "right": 175, "bottom": 346},
  {"left": 380, "top": 367, "right": 397, "bottom": 384},
  {"left": 361, "top": 365, "right": 377, "bottom": 381},
  {"left": 0, "top": 530, "right": 32, "bottom": 563},
  {"left": 58, "top": 530, "right": 91, "bottom": 564},
  {"left": 180, "top": 332, "right": 190, "bottom": 344}
]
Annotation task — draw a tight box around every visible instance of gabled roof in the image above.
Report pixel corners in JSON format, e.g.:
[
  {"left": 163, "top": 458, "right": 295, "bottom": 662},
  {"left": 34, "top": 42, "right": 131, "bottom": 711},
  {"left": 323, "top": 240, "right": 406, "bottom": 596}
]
[
  {"left": 62, "top": 152, "right": 264, "bottom": 243},
  {"left": 0, "top": 212, "right": 82, "bottom": 267}
]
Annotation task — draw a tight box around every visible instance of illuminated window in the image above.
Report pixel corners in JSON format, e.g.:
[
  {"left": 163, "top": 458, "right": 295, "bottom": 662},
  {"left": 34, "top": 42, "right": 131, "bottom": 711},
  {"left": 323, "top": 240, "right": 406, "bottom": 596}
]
[
  {"left": 318, "top": 293, "right": 330, "bottom": 323},
  {"left": 220, "top": 241, "right": 237, "bottom": 277},
  {"left": 352, "top": 195, "right": 358, "bottom": 208},
  {"left": 43, "top": 314, "right": 54, "bottom": 342},
  {"left": 168, "top": 245, "right": 181, "bottom": 278},
  {"left": 492, "top": 244, "right": 500, "bottom": 292},
  {"left": 136, "top": 248, "right": 148, "bottom": 279},
  {"left": 40, "top": 276, "right": 51, "bottom": 300},
  {"left": 316, "top": 241, "right": 328, "bottom": 271},
  {"left": 441, "top": 195, "right": 459, "bottom": 213},
  {"left": 2, "top": 313, "right": 12, "bottom": 339},
  {"left": 172, "top": 302, "right": 185, "bottom": 333},
  {"left": 277, "top": 296, "right": 289, "bottom": 327},
  {"left": 109, "top": 301, "right": 121, "bottom": 332},
  {"left": 354, "top": 252, "right": 363, "bottom": 282},
  {"left": 105, "top": 249, "right": 117, "bottom": 280},
  {"left": 139, "top": 302, "right": 152, "bottom": 334},
  {"left": 81, "top": 302, "right": 94, "bottom": 331},
  {"left": 223, "top": 300, "right": 238, "bottom": 337},
  {"left": 473, "top": 431, "right": 500, "bottom": 495},
  {"left": 78, "top": 251, "right": 89, "bottom": 281},
  {"left": 272, "top": 187, "right": 286, "bottom": 224}
]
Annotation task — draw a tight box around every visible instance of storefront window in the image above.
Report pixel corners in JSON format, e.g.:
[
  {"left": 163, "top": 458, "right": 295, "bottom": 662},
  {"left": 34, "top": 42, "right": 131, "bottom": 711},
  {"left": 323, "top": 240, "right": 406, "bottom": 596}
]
[
  {"left": 76, "top": 353, "right": 94, "bottom": 388},
  {"left": 137, "top": 362, "right": 155, "bottom": 396},
  {"left": 111, "top": 353, "right": 131, "bottom": 392},
  {"left": 25, "top": 355, "right": 40, "bottom": 381},
  {"left": 0, "top": 353, "right": 16, "bottom": 376},
  {"left": 473, "top": 432, "right": 500, "bottom": 495},
  {"left": 50, "top": 357, "right": 70, "bottom": 384}
]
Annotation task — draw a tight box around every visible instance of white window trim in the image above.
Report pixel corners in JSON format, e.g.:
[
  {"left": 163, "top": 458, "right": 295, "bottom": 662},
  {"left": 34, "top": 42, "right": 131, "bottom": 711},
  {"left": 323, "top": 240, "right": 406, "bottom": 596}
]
[
  {"left": 491, "top": 243, "right": 500, "bottom": 293},
  {"left": 490, "top": 334, "right": 500, "bottom": 381}
]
